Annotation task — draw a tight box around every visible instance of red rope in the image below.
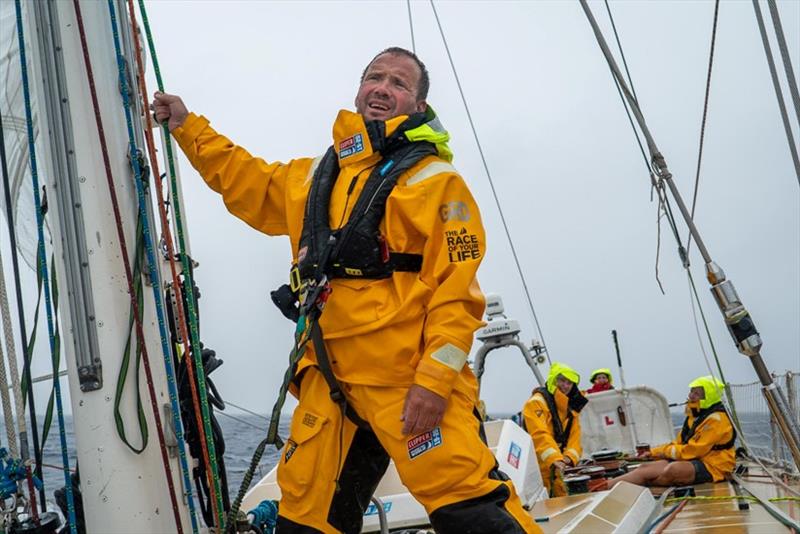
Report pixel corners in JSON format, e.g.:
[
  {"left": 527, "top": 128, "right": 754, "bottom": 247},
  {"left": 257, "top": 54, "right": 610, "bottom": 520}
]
[
  {"left": 124, "top": 0, "right": 222, "bottom": 527},
  {"left": 71, "top": 2, "right": 183, "bottom": 531}
]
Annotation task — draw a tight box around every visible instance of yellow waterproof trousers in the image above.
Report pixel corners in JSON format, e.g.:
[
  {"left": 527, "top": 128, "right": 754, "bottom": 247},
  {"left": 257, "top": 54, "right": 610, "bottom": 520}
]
[{"left": 275, "top": 367, "right": 539, "bottom": 533}]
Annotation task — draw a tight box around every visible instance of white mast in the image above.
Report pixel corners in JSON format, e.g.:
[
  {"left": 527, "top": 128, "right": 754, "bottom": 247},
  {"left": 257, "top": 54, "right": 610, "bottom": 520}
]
[{"left": 23, "top": 1, "right": 195, "bottom": 531}]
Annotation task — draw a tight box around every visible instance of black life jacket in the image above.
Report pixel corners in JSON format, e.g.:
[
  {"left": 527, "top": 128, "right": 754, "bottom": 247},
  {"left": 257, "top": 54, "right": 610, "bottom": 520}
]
[
  {"left": 297, "top": 113, "right": 436, "bottom": 283},
  {"left": 533, "top": 387, "right": 576, "bottom": 452},
  {"left": 680, "top": 402, "right": 737, "bottom": 451}
]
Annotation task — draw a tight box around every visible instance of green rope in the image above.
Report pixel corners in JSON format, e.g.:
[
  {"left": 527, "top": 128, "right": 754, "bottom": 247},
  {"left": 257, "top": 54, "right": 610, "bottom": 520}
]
[
  {"left": 136, "top": 1, "right": 224, "bottom": 527},
  {"left": 113, "top": 217, "right": 148, "bottom": 453}
]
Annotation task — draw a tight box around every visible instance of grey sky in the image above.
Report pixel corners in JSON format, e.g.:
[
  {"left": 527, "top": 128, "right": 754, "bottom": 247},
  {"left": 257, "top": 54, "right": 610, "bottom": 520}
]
[{"left": 11, "top": 0, "right": 800, "bottom": 418}]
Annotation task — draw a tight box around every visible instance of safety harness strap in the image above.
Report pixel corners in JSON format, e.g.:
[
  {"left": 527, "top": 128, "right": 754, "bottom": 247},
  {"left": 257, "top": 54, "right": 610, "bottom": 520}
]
[{"left": 310, "top": 322, "right": 371, "bottom": 430}]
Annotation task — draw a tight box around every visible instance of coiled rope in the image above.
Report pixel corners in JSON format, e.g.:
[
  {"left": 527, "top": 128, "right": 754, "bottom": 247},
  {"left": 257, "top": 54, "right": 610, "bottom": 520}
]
[
  {"left": 13, "top": 0, "right": 76, "bottom": 530},
  {"left": 71, "top": 2, "right": 196, "bottom": 532}
]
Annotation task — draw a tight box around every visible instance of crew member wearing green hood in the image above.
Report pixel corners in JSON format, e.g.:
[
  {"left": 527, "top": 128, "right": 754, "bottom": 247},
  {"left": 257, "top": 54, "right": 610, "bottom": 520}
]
[
  {"left": 522, "top": 363, "right": 589, "bottom": 496},
  {"left": 609, "top": 376, "right": 736, "bottom": 488}
]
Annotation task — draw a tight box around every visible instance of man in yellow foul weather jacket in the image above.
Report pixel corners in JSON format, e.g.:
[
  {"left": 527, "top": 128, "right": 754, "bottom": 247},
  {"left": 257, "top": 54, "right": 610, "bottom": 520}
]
[
  {"left": 609, "top": 376, "right": 736, "bottom": 488},
  {"left": 522, "top": 363, "right": 588, "bottom": 497},
  {"left": 153, "top": 48, "right": 538, "bottom": 533}
]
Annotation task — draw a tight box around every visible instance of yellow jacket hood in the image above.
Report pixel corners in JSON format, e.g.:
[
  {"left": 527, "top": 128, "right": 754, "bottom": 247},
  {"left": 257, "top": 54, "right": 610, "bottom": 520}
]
[
  {"left": 689, "top": 375, "right": 725, "bottom": 409},
  {"left": 590, "top": 368, "right": 613, "bottom": 384},
  {"left": 546, "top": 362, "right": 580, "bottom": 394}
]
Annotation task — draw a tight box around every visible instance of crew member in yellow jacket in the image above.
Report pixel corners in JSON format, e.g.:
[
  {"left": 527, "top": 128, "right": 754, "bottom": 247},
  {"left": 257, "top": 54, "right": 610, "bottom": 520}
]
[
  {"left": 153, "top": 48, "right": 538, "bottom": 533},
  {"left": 609, "top": 376, "right": 736, "bottom": 488},
  {"left": 522, "top": 363, "right": 588, "bottom": 497}
]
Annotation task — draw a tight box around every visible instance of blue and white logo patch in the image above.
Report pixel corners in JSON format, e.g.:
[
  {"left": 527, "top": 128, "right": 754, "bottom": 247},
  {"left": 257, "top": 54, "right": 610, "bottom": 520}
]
[
  {"left": 338, "top": 133, "right": 364, "bottom": 159},
  {"left": 364, "top": 501, "right": 392, "bottom": 516},
  {"left": 407, "top": 428, "right": 443, "bottom": 459}
]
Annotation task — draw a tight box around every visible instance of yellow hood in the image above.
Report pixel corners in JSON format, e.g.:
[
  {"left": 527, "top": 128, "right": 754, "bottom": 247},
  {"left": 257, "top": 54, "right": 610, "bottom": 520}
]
[
  {"left": 689, "top": 375, "right": 725, "bottom": 409},
  {"left": 546, "top": 362, "right": 580, "bottom": 394},
  {"left": 590, "top": 368, "right": 613, "bottom": 385}
]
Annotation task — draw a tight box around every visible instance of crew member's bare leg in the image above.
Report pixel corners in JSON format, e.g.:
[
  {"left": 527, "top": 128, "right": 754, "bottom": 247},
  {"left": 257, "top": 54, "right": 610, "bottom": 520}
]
[{"left": 608, "top": 460, "right": 696, "bottom": 488}]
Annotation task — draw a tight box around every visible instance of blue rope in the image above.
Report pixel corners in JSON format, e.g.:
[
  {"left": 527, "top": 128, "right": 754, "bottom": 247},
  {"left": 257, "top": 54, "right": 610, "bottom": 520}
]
[
  {"left": 105, "top": 2, "right": 199, "bottom": 531},
  {"left": 13, "top": 2, "right": 77, "bottom": 531}
]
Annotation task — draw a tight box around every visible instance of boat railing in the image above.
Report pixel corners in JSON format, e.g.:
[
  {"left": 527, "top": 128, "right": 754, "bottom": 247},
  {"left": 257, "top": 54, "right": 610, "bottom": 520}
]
[{"left": 729, "top": 371, "right": 800, "bottom": 476}]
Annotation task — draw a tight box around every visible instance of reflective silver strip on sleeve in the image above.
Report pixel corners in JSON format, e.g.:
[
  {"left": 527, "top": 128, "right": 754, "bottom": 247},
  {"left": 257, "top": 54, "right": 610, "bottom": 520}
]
[
  {"left": 430, "top": 343, "right": 467, "bottom": 373},
  {"left": 667, "top": 445, "right": 677, "bottom": 459},
  {"left": 304, "top": 155, "right": 323, "bottom": 185},
  {"left": 406, "top": 161, "right": 457, "bottom": 185},
  {"left": 540, "top": 447, "right": 558, "bottom": 462}
]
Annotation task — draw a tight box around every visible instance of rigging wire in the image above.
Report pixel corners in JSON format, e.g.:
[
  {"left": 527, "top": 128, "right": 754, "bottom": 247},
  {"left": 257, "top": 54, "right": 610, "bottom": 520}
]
[
  {"left": 0, "top": 111, "right": 45, "bottom": 515},
  {"left": 70, "top": 2, "right": 195, "bottom": 531},
  {"left": 751, "top": 0, "right": 800, "bottom": 186},
  {"left": 686, "top": 0, "right": 720, "bottom": 256},
  {"left": 766, "top": 0, "right": 800, "bottom": 130},
  {"left": 13, "top": 0, "right": 76, "bottom": 530},
  {"left": 583, "top": 0, "right": 800, "bottom": 493},
  {"left": 125, "top": 0, "right": 223, "bottom": 527},
  {"left": 406, "top": 0, "right": 416, "bottom": 54},
  {"left": 428, "top": 0, "right": 550, "bottom": 362},
  {"left": 136, "top": 0, "right": 227, "bottom": 527}
]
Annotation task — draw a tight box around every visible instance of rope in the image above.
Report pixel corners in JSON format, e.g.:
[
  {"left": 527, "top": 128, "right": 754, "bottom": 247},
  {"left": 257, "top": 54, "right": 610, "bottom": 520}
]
[
  {"left": 105, "top": 1, "right": 202, "bottom": 531},
  {"left": 0, "top": 229, "right": 29, "bottom": 463},
  {"left": 111, "top": 218, "right": 148, "bottom": 454},
  {"left": 71, "top": 2, "right": 192, "bottom": 530},
  {"left": 13, "top": 1, "right": 76, "bottom": 530},
  {"left": 766, "top": 0, "right": 800, "bottom": 132},
  {"left": 428, "top": 0, "right": 550, "bottom": 361},
  {"left": 751, "top": 0, "right": 800, "bottom": 186},
  {"left": 0, "top": 99, "right": 46, "bottom": 515},
  {"left": 0, "top": 250, "right": 19, "bottom": 457},
  {"left": 664, "top": 494, "right": 800, "bottom": 505},
  {"left": 686, "top": 0, "right": 720, "bottom": 255},
  {"left": 135, "top": 0, "right": 226, "bottom": 527},
  {"left": 406, "top": 0, "right": 416, "bottom": 54}
]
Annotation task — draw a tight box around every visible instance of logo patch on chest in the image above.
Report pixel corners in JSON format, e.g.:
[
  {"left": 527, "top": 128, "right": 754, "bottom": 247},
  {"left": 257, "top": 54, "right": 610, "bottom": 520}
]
[
  {"left": 407, "top": 428, "right": 443, "bottom": 459},
  {"left": 339, "top": 133, "right": 364, "bottom": 159}
]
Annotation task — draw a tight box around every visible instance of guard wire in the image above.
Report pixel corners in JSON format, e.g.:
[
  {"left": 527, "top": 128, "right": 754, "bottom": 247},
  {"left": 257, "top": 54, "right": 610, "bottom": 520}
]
[
  {"left": 13, "top": 0, "right": 77, "bottom": 529},
  {"left": 429, "top": 0, "right": 550, "bottom": 361}
]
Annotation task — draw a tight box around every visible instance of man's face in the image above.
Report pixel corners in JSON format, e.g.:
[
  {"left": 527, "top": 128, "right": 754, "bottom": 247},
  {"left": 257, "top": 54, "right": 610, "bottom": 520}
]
[
  {"left": 355, "top": 53, "right": 426, "bottom": 121},
  {"left": 594, "top": 374, "right": 609, "bottom": 386}
]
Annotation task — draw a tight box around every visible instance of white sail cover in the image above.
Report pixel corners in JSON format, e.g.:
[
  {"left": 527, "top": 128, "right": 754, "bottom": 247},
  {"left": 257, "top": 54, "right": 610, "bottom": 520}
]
[{"left": 1, "top": 0, "right": 52, "bottom": 272}]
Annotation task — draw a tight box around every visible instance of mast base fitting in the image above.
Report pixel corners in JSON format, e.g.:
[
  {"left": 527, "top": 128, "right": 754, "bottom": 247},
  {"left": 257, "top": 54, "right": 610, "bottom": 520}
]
[{"left": 13, "top": 512, "right": 61, "bottom": 534}]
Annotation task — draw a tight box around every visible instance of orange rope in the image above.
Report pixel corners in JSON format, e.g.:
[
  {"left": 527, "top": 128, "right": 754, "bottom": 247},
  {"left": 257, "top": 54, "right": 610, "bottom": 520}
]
[
  {"left": 653, "top": 499, "right": 688, "bottom": 534},
  {"left": 124, "top": 0, "right": 221, "bottom": 528}
]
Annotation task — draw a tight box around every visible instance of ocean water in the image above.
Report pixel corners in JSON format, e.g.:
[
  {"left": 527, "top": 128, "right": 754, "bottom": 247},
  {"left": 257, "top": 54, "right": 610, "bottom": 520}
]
[{"left": 3, "top": 413, "right": 288, "bottom": 512}]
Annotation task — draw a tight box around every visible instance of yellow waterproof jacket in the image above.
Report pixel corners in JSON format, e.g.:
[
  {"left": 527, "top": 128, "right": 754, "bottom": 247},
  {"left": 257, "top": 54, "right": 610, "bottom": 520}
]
[
  {"left": 522, "top": 387, "right": 582, "bottom": 492},
  {"left": 651, "top": 377, "right": 736, "bottom": 482},
  {"left": 172, "top": 109, "right": 485, "bottom": 400}
]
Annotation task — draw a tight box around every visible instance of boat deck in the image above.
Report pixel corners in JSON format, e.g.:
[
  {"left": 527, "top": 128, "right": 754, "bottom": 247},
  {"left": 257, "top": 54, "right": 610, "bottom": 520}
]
[{"left": 529, "top": 461, "right": 799, "bottom": 533}]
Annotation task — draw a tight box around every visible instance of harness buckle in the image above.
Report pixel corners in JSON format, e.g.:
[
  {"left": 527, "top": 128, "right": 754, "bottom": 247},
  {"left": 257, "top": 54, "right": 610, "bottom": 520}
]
[{"left": 289, "top": 265, "right": 302, "bottom": 293}]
